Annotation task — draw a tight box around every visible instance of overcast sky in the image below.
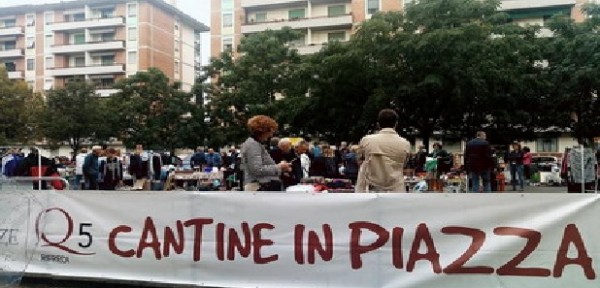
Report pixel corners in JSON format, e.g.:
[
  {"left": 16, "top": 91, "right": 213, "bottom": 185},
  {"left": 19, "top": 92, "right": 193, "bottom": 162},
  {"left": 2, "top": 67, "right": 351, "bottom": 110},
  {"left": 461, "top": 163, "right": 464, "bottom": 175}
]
[{"left": 0, "top": 0, "right": 212, "bottom": 64}]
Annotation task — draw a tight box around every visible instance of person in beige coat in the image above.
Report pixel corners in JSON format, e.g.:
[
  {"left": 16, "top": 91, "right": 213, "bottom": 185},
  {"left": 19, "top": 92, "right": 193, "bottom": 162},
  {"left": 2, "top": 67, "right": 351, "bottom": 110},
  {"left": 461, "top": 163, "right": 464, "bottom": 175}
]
[{"left": 356, "top": 109, "right": 411, "bottom": 192}]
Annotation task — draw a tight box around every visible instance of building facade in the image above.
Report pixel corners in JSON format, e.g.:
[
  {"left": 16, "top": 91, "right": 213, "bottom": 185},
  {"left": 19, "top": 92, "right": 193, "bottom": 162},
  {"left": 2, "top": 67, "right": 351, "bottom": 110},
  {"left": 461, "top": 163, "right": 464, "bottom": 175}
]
[
  {"left": 211, "top": 0, "right": 409, "bottom": 58},
  {"left": 0, "top": 0, "right": 208, "bottom": 94},
  {"left": 211, "top": 0, "right": 597, "bottom": 58}
]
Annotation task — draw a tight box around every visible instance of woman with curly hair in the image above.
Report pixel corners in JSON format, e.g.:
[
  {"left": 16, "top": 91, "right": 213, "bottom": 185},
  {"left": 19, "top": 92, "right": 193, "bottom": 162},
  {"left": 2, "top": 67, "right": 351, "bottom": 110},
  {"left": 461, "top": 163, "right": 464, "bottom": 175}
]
[{"left": 240, "top": 115, "right": 291, "bottom": 191}]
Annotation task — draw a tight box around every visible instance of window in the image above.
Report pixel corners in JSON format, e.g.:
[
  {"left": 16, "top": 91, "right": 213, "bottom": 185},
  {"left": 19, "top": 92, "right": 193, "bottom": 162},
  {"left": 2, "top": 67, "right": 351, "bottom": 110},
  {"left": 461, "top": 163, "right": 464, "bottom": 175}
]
[
  {"left": 222, "top": 37, "right": 233, "bottom": 51},
  {"left": 73, "top": 13, "right": 85, "bottom": 22},
  {"left": 536, "top": 138, "right": 558, "bottom": 153},
  {"left": 289, "top": 8, "right": 305, "bottom": 20},
  {"left": 100, "top": 32, "right": 115, "bottom": 42},
  {"left": 74, "top": 56, "right": 85, "bottom": 67},
  {"left": 3, "top": 19, "right": 16, "bottom": 28},
  {"left": 44, "top": 78, "right": 53, "bottom": 90},
  {"left": 45, "top": 34, "right": 54, "bottom": 48},
  {"left": 128, "top": 27, "right": 137, "bottom": 41},
  {"left": 27, "top": 58, "right": 34, "bottom": 71},
  {"left": 223, "top": 13, "right": 233, "bottom": 27},
  {"left": 101, "top": 55, "right": 115, "bottom": 66},
  {"left": 26, "top": 37, "right": 35, "bottom": 49},
  {"left": 222, "top": 0, "right": 234, "bottom": 10},
  {"left": 44, "top": 12, "right": 54, "bottom": 25},
  {"left": 128, "top": 51, "right": 137, "bottom": 64},
  {"left": 92, "top": 76, "right": 115, "bottom": 89},
  {"left": 174, "top": 22, "right": 179, "bottom": 31},
  {"left": 174, "top": 40, "right": 180, "bottom": 53},
  {"left": 45, "top": 57, "right": 53, "bottom": 69},
  {"left": 367, "top": 0, "right": 379, "bottom": 14},
  {"left": 328, "top": 31, "right": 345, "bottom": 42},
  {"left": 26, "top": 14, "right": 35, "bottom": 26},
  {"left": 174, "top": 61, "right": 180, "bottom": 74},
  {"left": 127, "top": 3, "right": 137, "bottom": 17},
  {"left": 290, "top": 33, "right": 306, "bottom": 47},
  {"left": 74, "top": 33, "right": 85, "bottom": 44},
  {"left": 255, "top": 12, "right": 267, "bottom": 23},
  {"left": 328, "top": 5, "right": 345, "bottom": 17},
  {"left": 3, "top": 41, "right": 16, "bottom": 50},
  {"left": 98, "top": 8, "right": 115, "bottom": 19},
  {"left": 4, "top": 62, "right": 16, "bottom": 72}
]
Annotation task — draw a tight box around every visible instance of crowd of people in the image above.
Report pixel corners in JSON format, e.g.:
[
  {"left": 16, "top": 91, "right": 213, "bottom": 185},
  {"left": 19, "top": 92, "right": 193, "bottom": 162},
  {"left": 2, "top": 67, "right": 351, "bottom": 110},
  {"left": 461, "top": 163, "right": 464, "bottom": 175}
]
[
  {"left": 2, "top": 108, "right": 548, "bottom": 193},
  {"left": 239, "top": 109, "right": 529, "bottom": 193}
]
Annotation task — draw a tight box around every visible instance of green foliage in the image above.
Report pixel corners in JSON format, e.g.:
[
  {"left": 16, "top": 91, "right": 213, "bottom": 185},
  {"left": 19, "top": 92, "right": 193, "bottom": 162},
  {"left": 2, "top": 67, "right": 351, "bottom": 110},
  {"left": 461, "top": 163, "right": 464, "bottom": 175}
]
[
  {"left": 545, "top": 5, "right": 600, "bottom": 144},
  {"left": 109, "top": 68, "right": 206, "bottom": 151},
  {"left": 0, "top": 67, "right": 42, "bottom": 145},
  {"left": 203, "top": 27, "right": 303, "bottom": 146},
  {"left": 40, "top": 79, "right": 107, "bottom": 154}
]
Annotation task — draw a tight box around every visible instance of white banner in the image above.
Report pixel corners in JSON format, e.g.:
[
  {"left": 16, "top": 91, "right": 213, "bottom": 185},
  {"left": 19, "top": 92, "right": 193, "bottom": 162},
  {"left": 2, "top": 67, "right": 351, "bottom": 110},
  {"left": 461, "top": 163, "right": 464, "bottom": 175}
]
[{"left": 5, "top": 191, "right": 600, "bottom": 287}]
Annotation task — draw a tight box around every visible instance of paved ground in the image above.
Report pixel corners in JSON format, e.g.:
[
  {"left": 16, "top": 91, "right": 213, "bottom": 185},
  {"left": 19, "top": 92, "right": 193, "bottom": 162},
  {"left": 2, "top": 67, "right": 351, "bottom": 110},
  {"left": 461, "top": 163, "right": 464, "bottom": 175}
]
[
  {"left": 504, "top": 184, "right": 599, "bottom": 193},
  {"left": 505, "top": 184, "right": 567, "bottom": 193}
]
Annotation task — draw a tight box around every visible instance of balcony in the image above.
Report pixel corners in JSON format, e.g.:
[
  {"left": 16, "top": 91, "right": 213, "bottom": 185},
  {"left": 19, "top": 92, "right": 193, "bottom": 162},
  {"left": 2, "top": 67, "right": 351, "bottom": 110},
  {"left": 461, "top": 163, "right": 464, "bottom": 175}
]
[
  {"left": 7, "top": 71, "right": 23, "bottom": 79},
  {"left": 241, "top": 0, "right": 306, "bottom": 8},
  {"left": 48, "top": 17, "right": 125, "bottom": 31},
  {"left": 49, "top": 41, "right": 125, "bottom": 54},
  {"left": 96, "top": 88, "right": 120, "bottom": 97},
  {"left": 294, "top": 44, "right": 324, "bottom": 55},
  {"left": 242, "top": 14, "right": 353, "bottom": 34},
  {"left": 48, "top": 64, "right": 125, "bottom": 77},
  {"left": 0, "top": 48, "right": 23, "bottom": 58},
  {"left": 0, "top": 26, "right": 24, "bottom": 37},
  {"left": 499, "top": 0, "right": 575, "bottom": 11}
]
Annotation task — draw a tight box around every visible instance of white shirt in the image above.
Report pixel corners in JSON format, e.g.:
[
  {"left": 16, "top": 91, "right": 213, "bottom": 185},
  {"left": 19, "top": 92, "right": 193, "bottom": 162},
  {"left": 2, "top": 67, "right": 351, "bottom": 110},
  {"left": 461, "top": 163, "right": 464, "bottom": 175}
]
[{"left": 75, "top": 153, "right": 88, "bottom": 175}]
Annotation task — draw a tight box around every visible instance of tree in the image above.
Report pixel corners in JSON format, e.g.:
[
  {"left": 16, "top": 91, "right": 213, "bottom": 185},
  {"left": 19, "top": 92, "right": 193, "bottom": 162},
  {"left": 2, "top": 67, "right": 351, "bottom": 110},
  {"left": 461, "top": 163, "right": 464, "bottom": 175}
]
[
  {"left": 280, "top": 41, "right": 378, "bottom": 143},
  {"left": 40, "top": 79, "right": 111, "bottom": 155},
  {"left": 203, "top": 27, "right": 303, "bottom": 147},
  {"left": 544, "top": 4, "right": 600, "bottom": 145},
  {"left": 0, "top": 67, "right": 43, "bottom": 145},
  {"left": 109, "top": 68, "right": 205, "bottom": 152},
  {"left": 342, "top": 0, "right": 546, "bottom": 148}
]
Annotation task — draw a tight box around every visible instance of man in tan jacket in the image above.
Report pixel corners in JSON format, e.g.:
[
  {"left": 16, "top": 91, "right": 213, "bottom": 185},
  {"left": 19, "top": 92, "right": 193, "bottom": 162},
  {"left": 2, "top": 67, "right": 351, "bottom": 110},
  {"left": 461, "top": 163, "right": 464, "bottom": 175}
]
[{"left": 356, "top": 109, "right": 411, "bottom": 192}]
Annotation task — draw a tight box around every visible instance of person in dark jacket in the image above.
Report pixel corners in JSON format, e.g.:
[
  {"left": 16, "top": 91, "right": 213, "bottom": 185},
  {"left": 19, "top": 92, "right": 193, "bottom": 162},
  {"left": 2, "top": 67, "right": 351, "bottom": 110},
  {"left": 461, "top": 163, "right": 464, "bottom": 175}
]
[
  {"left": 16, "top": 148, "right": 56, "bottom": 190},
  {"left": 190, "top": 147, "right": 206, "bottom": 170},
  {"left": 82, "top": 146, "right": 102, "bottom": 190},
  {"left": 430, "top": 142, "right": 452, "bottom": 175},
  {"left": 464, "top": 131, "right": 494, "bottom": 192},
  {"left": 99, "top": 148, "right": 123, "bottom": 190},
  {"left": 414, "top": 145, "right": 428, "bottom": 173},
  {"left": 270, "top": 138, "right": 298, "bottom": 189}
]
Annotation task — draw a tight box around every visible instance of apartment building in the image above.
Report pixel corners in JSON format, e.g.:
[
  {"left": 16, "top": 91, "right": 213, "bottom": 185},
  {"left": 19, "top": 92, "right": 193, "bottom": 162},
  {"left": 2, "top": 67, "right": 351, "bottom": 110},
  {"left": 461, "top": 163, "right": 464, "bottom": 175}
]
[
  {"left": 211, "top": 0, "right": 409, "bottom": 57},
  {"left": 212, "top": 0, "right": 595, "bottom": 57},
  {"left": 501, "top": 0, "right": 588, "bottom": 23},
  {"left": 0, "top": 0, "right": 208, "bottom": 95}
]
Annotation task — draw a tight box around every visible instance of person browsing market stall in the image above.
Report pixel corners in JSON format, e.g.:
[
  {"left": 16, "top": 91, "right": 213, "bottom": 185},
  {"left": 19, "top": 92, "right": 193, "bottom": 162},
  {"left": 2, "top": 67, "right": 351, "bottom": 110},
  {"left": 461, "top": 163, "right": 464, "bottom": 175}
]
[
  {"left": 240, "top": 115, "right": 291, "bottom": 191},
  {"left": 355, "top": 109, "right": 411, "bottom": 192}
]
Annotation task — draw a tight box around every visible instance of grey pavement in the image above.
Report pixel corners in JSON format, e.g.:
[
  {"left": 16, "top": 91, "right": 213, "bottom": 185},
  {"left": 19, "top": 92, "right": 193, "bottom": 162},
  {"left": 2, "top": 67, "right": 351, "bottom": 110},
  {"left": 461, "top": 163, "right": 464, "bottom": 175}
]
[{"left": 503, "top": 184, "right": 596, "bottom": 193}]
